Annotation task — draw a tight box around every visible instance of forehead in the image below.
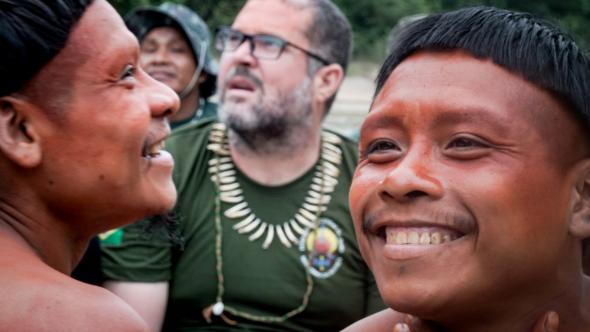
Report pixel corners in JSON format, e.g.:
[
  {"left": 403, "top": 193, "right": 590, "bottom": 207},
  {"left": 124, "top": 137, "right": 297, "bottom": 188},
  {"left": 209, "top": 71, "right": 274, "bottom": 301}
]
[
  {"left": 144, "top": 26, "right": 187, "bottom": 43},
  {"left": 50, "top": 0, "right": 137, "bottom": 77},
  {"left": 369, "top": 51, "right": 586, "bottom": 161},
  {"left": 233, "top": 0, "right": 313, "bottom": 46},
  {"left": 373, "top": 51, "right": 562, "bottom": 125}
]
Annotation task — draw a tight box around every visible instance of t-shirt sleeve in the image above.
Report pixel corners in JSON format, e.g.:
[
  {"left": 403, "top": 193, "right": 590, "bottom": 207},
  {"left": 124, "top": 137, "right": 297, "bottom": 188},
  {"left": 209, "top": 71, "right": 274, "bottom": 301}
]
[{"left": 100, "top": 216, "right": 174, "bottom": 282}]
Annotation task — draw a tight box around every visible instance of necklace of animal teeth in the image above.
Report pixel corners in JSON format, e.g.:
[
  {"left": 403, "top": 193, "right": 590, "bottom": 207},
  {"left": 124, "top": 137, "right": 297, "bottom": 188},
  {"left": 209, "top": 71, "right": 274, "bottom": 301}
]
[{"left": 207, "top": 122, "right": 342, "bottom": 249}]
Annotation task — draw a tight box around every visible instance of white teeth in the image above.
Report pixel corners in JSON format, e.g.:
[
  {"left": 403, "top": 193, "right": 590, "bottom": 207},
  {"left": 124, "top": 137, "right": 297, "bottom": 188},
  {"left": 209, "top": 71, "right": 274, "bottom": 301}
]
[
  {"left": 431, "top": 233, "right": 441, "bottom": 244},
  {"left": 146, "top": 141, "right": 166, "bottom": 157},
  {"left": 408, "top": 232, "right": 419, "bottom": 244},
  {"left": 396, "top": 232, "right": 407, "bottom": 245},
  {"left": 385, "top": 228, "right": 460, "bottom": 246},
  {"left": 419, "top": 233, "right": 430, "bottom": 245}
]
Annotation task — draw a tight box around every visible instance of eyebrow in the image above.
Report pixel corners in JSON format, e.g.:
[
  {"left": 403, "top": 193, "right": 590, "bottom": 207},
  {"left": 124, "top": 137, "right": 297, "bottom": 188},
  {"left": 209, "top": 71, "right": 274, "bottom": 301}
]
[
  {"left": 430, "top": 109, "right": 511, "bottom": 135},
  {"left": 361, "top": 107, "right": 511, "bottom": 136}
]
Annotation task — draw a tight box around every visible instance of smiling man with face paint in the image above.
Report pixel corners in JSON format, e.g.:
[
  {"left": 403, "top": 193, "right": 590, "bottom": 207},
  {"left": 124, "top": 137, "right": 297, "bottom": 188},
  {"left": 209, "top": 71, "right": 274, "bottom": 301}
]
[
  {"left": 344, "top": 6, "right": 590, "bottom": 332},
  {"left": 0, "top": 0, "right": 179, "bottom": 330}
]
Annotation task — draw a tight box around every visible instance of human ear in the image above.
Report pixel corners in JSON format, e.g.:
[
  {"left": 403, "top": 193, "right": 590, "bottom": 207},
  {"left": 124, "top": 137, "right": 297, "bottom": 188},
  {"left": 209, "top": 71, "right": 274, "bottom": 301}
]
[
  {"left": 569, "top": 159, "right": 590, "bottom": 239},
  {"left": 312, "top": 63, "right": 344, "bottom": 107},
  {"left": 0, "top": 96, "right": 42, "bottom": 168}
]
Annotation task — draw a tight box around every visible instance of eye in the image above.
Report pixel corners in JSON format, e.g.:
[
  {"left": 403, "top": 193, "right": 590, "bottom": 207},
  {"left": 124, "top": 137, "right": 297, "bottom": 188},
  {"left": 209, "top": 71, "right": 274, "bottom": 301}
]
[
  {"left": 120, "top": 64, "right": 137, "bottom": 85},
  {"left": 226, "top": 31, "right": 244, "bottom": 48},
  {"left": 367, "top": 140, "right": 399, "bottom": 153},
  {"left": 140, "top": 42, "right": 157, "bottom": 54},
  {"left": 255, "top": 35, "right": 282, "bottom": 52},
  {"left": 445, "top": 135, "right": 491, "bottom": 159},
  {"left": 171, "top": 43, "right": 189, "bottom": 54},
  {"left": 363, "top": 139, "right": 402, "bottom": 163}
]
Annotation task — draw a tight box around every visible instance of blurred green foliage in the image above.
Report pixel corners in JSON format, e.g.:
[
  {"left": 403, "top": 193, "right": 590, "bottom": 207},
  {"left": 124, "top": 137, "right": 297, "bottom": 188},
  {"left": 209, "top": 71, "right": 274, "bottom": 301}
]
[{"left": 109, "top": 0, "right": 590, "bottom": 62}]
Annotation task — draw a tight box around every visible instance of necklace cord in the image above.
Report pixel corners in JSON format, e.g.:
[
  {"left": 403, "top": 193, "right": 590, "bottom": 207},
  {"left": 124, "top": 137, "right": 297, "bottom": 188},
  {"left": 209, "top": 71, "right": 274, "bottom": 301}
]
[{"left": 203, "top": 124, "right": 339, "bottom": 324}]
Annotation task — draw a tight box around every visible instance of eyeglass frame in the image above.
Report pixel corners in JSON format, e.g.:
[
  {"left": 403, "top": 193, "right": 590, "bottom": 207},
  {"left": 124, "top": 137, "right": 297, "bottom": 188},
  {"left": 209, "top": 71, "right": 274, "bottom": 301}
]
[{"left": 215, "top": 26, "right": 330, "bottom": 65}]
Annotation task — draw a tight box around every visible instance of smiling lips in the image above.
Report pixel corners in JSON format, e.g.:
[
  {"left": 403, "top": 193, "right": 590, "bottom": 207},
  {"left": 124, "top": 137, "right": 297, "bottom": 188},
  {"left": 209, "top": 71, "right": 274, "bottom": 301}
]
[{"left": 148, "top": 70, "right": 175, "bottom": 82}]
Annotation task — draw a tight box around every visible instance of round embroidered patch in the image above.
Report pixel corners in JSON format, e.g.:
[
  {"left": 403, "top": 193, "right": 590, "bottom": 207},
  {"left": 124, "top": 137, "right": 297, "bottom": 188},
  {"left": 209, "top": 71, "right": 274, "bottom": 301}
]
[{"left": 299, "top": 218, "right": 345, "bottom": 279}]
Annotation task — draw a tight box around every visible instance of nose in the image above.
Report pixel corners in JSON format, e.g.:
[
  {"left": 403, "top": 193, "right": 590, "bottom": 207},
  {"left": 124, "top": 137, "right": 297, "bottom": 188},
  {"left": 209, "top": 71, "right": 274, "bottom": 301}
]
[
  {"left": 378, "top": 148, "right": 443, "bottom": 203},
  {"left": 145, "top": 73, "right": 180, "bottom": 118},
  {"left": 144, "top": 47, "right": 170, "bottom": 66}
]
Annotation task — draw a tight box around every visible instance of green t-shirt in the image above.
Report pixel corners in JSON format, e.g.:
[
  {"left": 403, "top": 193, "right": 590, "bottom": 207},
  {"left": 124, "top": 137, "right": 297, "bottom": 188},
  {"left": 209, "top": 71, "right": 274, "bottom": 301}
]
[{"left": 101, "top": 120, "right": 384, "bottom": 331}]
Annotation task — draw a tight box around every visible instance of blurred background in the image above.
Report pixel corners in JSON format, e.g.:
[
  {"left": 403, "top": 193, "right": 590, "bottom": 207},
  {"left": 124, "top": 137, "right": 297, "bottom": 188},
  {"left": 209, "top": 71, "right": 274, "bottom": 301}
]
[{"left": 109, "top": 0, "right": 590, "bottom": 135}]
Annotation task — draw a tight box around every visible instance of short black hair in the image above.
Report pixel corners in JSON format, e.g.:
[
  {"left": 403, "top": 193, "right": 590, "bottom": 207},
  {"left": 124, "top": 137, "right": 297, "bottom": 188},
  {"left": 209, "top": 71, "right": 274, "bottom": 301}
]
[
  {"left": 305, "top": 0, "right": 352, "bottom": 112},
  {"left": 375, "top": 6, "right": 590, "bottom": 131},
  {"left": 0, "top": 0, "right": 94, "bottom": 97}
]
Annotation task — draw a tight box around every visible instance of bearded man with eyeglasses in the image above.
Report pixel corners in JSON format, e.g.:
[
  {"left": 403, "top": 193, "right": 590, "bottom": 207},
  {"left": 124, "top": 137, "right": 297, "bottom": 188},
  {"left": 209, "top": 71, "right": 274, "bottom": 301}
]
[{"left": 100, "top": 1, "right": 385, "bottom": 331}]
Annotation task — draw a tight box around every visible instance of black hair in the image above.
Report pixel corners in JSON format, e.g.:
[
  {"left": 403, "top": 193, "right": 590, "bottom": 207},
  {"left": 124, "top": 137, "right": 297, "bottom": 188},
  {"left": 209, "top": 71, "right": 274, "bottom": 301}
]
[
  {"left": 0, "top": 0, "right": 94, "bottom": 97},
  {"left": 304, "top": 0, "right": 352, "bottom": 113},
  {"left": 375, "top": 6, "right": 590, "bottom": 131}
]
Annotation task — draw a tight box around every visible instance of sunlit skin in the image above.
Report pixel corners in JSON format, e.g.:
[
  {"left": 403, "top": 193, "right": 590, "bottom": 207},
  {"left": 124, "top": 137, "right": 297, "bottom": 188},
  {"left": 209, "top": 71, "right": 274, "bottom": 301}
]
[
  {"left": 29, "top": 6, "right": 180, "bottom": 232},
  {"left": 0, "top": 0, "right": 178, "bottom": 330},
  {"left": 349, "top": 51, "right": 590, "bottom": 331}
]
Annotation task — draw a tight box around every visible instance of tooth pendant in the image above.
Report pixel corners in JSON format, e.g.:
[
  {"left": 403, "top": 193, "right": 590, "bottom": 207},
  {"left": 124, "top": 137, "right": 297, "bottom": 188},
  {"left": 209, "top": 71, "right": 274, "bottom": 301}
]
[
  {"left": 238, "top": 218, "right": 261, "bottom": 234},
  {"left": 232, "top": 214, "right": 256, "bottom": 230},
  {"left": 209, "top": 125, "right": 343, "bottom": 249},
  {"left": 248, "top": 223, "right": 267, "bottom": 241},
  {"left": 262, "top": 225, "right": 275, "bottom": 249},
  {"left": 224, "top": 202, "right": 250, "bottom": 218},
  {"left": 275, "top": 225, "right": 291, "bottom": 248}
]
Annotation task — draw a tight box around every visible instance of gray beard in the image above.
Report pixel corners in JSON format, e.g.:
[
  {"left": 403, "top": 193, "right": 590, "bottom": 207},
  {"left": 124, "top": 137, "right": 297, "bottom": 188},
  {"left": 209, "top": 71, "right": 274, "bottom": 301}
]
[{"left": 220, "top": 80, "right": 314, "bottom": 156}]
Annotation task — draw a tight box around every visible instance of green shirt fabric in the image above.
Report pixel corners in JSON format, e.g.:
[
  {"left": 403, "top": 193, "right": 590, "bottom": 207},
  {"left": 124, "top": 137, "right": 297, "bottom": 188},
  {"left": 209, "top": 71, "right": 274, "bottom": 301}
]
[
  {"left": 101, "top": 119, "right": 384, "bottom": 331},
  {"left": 171, "top": 100, "right": 218, "bottom": 130}
]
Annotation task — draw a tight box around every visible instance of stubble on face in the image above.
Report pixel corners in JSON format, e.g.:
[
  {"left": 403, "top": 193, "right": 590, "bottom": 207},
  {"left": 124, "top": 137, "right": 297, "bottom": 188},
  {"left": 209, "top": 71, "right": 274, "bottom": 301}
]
[{"left": 219, "top": 65, "right": 314, "bottom": 155}]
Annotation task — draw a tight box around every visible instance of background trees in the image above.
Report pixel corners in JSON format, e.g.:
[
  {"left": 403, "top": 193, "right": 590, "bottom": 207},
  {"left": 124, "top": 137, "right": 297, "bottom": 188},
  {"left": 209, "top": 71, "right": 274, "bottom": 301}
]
[{"left": 109, "top": 0, "right": 589, "bottom": 61}]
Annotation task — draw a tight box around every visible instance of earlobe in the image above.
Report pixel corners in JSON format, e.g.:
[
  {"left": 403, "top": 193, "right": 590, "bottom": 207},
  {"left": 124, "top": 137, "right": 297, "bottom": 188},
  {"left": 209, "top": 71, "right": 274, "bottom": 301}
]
[
  {"left": 313, "top": 63, "right": 344, "bottom": 104},
  {"left": 569, "top": 159, "right": 590, "bottom": 239},
  {"left": 0, "top": 97, "right": 42, "bottom": 168}
]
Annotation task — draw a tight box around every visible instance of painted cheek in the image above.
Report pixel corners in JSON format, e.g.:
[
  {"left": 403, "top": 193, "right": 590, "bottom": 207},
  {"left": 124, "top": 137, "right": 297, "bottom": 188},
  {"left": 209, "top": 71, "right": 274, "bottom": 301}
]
[{"left": 350, "top": 166, "right": 384, "bottom": 220}]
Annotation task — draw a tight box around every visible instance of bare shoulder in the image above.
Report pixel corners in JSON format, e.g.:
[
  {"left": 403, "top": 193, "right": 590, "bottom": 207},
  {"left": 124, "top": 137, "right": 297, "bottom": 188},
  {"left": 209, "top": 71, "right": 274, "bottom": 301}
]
[
  {"left": 0, "top": 270, "right": 148, "bottom": 332},
  {"left": 342, "top": 308, "right": 405, "bottom": 332}
]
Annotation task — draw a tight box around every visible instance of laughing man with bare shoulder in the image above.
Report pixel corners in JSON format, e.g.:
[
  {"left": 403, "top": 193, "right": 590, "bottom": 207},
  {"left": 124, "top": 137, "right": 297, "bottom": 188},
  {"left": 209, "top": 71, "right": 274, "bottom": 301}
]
[{"left": 0, "top": 0, "right": 179, "bottom": 330}]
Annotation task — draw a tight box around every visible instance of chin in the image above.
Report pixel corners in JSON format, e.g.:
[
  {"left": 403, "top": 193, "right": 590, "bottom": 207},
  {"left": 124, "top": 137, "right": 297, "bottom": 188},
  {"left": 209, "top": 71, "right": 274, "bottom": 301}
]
[{"left": 139, "top": 186, "right": 178, "bottom": 218}]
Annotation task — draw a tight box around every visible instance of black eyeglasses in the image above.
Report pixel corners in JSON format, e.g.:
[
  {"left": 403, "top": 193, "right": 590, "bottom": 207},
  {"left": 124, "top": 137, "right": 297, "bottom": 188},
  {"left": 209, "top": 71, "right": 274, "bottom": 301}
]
[{"left": 215, "top": 26, "right": 330, "bottom": 65}]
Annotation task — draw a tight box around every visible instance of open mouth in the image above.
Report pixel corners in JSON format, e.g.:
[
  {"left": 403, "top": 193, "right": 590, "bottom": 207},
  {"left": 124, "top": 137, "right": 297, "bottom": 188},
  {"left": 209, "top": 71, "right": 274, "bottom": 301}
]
[
  {"left": 141, "top": 140, "right": 166, "bottom": 159},
  {"left": 226, "top": 77, "right": 257, "bottom": 92},
  {"left": 378, "top": 226, "right": 465, "bottom": 245}
]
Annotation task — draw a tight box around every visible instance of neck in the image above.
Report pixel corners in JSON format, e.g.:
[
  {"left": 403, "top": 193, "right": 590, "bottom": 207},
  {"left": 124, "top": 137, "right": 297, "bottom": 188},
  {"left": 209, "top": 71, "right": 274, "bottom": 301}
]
[
  {"left": 429, "top": 271, "right": 590, "bottom": 331},
  {"left": 229, "top": 122, "right": 323, "bottom": 186},
  {"left": 170, "top": 89, "right": 200, "bottom": 124},
  {"left": 0, "top": 197, "right": 88, "bottom": 274}
]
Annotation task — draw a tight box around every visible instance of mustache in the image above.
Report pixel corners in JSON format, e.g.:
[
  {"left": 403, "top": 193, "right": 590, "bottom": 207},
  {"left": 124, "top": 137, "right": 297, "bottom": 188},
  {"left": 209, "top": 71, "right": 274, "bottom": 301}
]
[
  {"left": 362, "top": 207, "right": 477, "bottom": 235},
  {"left": 224, "top": 65, "right": 263, "bottom": 89}
]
